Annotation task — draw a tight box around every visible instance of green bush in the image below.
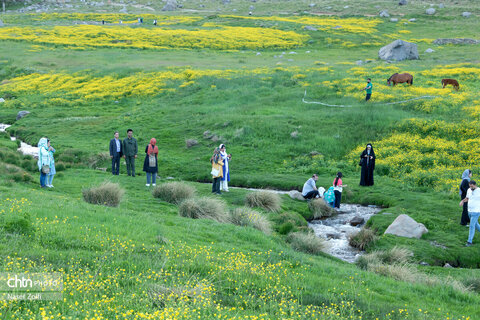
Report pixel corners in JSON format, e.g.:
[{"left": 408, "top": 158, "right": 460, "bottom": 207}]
[
  {"left": 229, "top": 207, "right": 272, "bottom": 235},
  {"left": 348, "top": 228, "right": 378, "bottom": 250},
  {"left": 152, "top": 182, "right": 196, "bottom": 204},
  {"left": 0, "top": 211, "right": 34, "bottom": 236},
  {"left": 286, "top": 231, "right": 325, "bottom": 255},
  {"left": 82, "top": 182, "right": 125, "bottom": 207},
  {"left": 245, "top": 191, "right": 282, "bottom": 212},
  {"left": 277, "top": 222, "right": 294, "bottom": 235},
  {"left": 178, "top": 197, "right": 229, "bottom": 223},
  {"left": 308, "top": 199, "right": 335, "bottom": 219}
]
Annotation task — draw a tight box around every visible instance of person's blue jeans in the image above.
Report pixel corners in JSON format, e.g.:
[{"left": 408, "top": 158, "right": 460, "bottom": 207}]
[
  {"left": 468, "top": 212, "right": 480, "bottom": 243},
  {"left": 111, "top": 155, "right": 120, "bottom": 175},
  {"left": 40, "top": 172, "right": 46, "bottom": 187},
  {"left": 146, "top": 172, "right": 156, "bottom": 185},
  {"left": 47, "top": 174, "right": 55, "bottom": 186}
]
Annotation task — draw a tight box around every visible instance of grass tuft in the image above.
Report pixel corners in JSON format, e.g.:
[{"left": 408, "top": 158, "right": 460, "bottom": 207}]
[
  {"left": 152, "top": 182, "right": 196, "bottom": 204},
  {"left": 178, "top": 197, "right": 229, "bottom": 223},
  {"left": 82, "top": 182, "right": 125, "bottom": 207},
  {"left": 348, "top": 227, "right": 378, "bottom": 250},
  {"left": 287, "top": 231, "right": 325, "bottom": 255},
  {"left": 229, "top": 207, "right": 272, "bottom": 235},
  {"left": 245, "top": 191, "right": 282, "bottom": 212},
  {"left": 308, "top": 199, "right": 335, "bottom": 219}
]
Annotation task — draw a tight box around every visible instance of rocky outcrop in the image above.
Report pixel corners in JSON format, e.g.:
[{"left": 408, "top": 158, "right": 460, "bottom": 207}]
[
  {"left": 378, "top": 40, "right": 419, "bottom": 61},
  {"left": 433, "top": 38, "right": 479, "bottom": 45}
]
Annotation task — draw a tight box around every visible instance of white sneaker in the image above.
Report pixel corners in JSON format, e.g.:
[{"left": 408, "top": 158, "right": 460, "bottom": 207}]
[
  {"left": 152, "top": 184, "right": 156, "bottom": 186},
  {"left": 146, "top": 184, "right": 150, "bottom": 187}
]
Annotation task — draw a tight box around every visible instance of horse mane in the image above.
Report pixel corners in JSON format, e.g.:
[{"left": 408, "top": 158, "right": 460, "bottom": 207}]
[{"left": 387, "top": 73, "right": 399, "bottom": 81}]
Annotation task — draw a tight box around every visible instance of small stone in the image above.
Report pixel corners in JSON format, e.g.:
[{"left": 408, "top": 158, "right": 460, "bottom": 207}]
[
  {"left": 382, "top": 212, "right": 393, "bottom": 214},
  {"left": 350, "top": 216, "right": 365, "bottom": 226},
  {"left": 166, "top": 176, "right": 175, "bottom": 180},
  {"left": 289, "top": 51, "right": 297, "bottom": 54},
  {"left": 398, "top": 0, "right": 407, "bottom": 5},
  {"left": 256, "top": 52, "right": 261, "bottom": 56},
  {"left": 344, "top": 5, "right": 349, "bottom": 9},
  {"left": 390, "top": 18, "right": 398, "bottom": 22},
  {"left": 355, "top": 60, "right": 363, "bottom": 65},
  {"left": 409, "top": 18, "right": 416, "bottom": 22},
  {"left": 249, "top": 5, "right": 254, "bottom": 10},
  {"left": 309, "top": 3, "right": 315, "bottom": 7},
  {"left": 426, "top": 8, "right": 436, "bottom": 15},
  {"left": 462, "top": 12, "right": 472, "bottom": 18},
  {"left": 0, "top": 98, "right": 5, "bottom": 103},
  {"left": 379, "top": 10, "right": 390, "bottom": 18},
  {"left": 444, "top": 263, "right": 453, "bottom": 268},
  {"left": 16, "top": 111, "right": 30, "bottom": 120},
  {"left": 425, "top": 48, "right": 434, "bottom": 53},
  {"left": 304, "top": 25, "right": 317, "bottom": 31},
  {"left": 438, "top": 3, "right": 445, "bottom": 8},
  {"left": 306, "top": 50, "right": 311, "bottom": 53},
  {"left": 419, "top": 261, "right": 429, "bottom": 266}
]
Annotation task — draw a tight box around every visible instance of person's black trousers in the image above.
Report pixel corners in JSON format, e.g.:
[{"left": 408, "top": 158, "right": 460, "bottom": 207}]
[
  {"left": 304, "top": 190, "right": 319, "bottom": 199},
  {"left": 212, "top": 177, "right": 221, "bottom": 194},
  {"left": 334, "top": 190, "right": 342, "bottom": 208}
]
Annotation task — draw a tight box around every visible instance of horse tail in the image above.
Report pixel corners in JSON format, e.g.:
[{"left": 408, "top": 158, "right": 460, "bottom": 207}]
[{"left": 410, "top": 75, "right": 413, "bottom": 85}]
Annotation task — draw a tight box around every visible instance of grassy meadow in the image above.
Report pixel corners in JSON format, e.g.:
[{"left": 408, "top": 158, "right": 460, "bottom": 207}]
[{"left": 1, "top": 1, "right": 480, "bottom": 318}]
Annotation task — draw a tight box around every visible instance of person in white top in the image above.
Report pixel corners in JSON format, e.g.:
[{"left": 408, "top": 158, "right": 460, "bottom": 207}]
[
  {"left": 459, "top": 180, "right": 480, "bottom": 246},
  {"left": 219, "top": 144, "right": 231, "bottom": 192}
]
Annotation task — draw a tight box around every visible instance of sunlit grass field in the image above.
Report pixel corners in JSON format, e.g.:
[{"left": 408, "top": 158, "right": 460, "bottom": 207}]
[{"left": 1, "top": 2, "right": 480, "bottom": 319}]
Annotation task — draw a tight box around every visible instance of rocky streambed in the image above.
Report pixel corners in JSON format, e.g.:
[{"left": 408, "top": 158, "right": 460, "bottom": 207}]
[{"left": 0, "top": 123, "right": 39, "bottom": 158}]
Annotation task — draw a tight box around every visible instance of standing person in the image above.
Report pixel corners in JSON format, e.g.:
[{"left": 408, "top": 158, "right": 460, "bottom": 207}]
[
  {"left": 333, "top": 172, "right": 346, "bottom": 209},
  {"left": 153, "top": 19, "right": 157, "bottom": 26},
  {"left": 362, "top": 78, "right": 373, "bottom": 101},
  {"left": 302, "top": 174, "right": 320, "bottom": 199},
  {"left": 143, "top": 138, "right": 158, "bottom": 187},
  {"left": 360, "top": 143, "right": 375, "bottom": 186},
  {"left": 37, "top": 137, "right": 50, "bottom": 188},
  {"left": 459, "top": 180, "right": 480, "bottom": 246},
  {"left": 123, "top": 129, "right": 138, "bottom": 177},
  {"left": 460, "top": 169, "right": 472, "bottom": 226},
  {"left": 46, "top": 139, "right": 56, "bottom": 188},
  {"left": 109, "top": 131, "right": 123, "bottom": 175},
  {"left": 219, "top": 144, "right": 231, "bottom": 192},
  {"left": 210, "top": 147, "right": 224, "bottom": 195}
]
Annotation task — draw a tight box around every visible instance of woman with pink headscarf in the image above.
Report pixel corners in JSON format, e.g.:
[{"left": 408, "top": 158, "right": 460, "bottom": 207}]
[{"left": 143, "top": 138, "right": 158, "bottom": 186}]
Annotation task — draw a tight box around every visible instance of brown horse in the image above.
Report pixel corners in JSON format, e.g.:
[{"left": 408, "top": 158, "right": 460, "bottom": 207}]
[
  {"left": 442, "top": 78, "right": 460, "bottom": 91},
  {"left": 387, "top": 73, "right": 413, "bottom": 86}
]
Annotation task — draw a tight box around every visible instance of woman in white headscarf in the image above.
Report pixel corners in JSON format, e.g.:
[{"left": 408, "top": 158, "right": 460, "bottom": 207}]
[
  {"left": 37, "top": 137, "right": 50, "bottom": 188},
  {"left": 219, "top": 144, "right": 231, "bottom": 192}
]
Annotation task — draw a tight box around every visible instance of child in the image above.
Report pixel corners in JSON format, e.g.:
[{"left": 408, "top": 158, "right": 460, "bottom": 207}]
[
  {"left": 333, "top": 172, "right": 346, "bottom": 209},
  {"left": 323, "top": 186, "right": 335, "bottom": 208}
]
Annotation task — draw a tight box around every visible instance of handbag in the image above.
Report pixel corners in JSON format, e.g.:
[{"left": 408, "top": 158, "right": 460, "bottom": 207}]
[
  {"left": 42, "top": 165, "right": 50, "bottom": 174},
  {"left": 211, "top": 167, "right": 220, "bottom": 177},
  {"left": 148, "top": 154, "right": 156, "bottom": 167}
]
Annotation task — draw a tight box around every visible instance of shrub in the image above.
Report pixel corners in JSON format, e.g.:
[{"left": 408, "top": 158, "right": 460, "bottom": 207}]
[
  {"left": 82, "top": 182, "right": 125, "bottom": 207},
  {"left": 463, "top": 277, "right": 480, "bottom": 293},
  {"left": 287, "top": 232, "right": 325, "bottom": 255},
  {"left": 87, "top": 152, "right": 110, "bottom": 168},
  {"left": 178, "top": 197, "right": 229, "bottom": 223},
  {"left": 349, "top": 228, "right": 378, "bottom": 250},
  {"left": 308, "top": 199, "right": 335, "bottom": 219},
  {"left": 245, "top": 191, "right": 282, "bottom": 212},
  {"left": 229, "top": 207, "right": 272, "bottom": 235},
  {"left": 152, "top": 182, "right": 196, "bottom": 204}
]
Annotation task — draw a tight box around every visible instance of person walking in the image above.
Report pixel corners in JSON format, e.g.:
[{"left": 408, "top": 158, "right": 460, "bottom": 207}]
[
  {"left": 143, "top": 138, "right": 158, "bottom": 187},
  {"left": 109, "top": 131, "right": 123, "bottom": 175},
  {"left": 460, "top": 169, "right": 472, "bottom": 226},
  {"left": 219, "top": 144, "right": 231, "bottom": 192},
  {"left": 333, "top": 172, "right": 346, "bottom": 209},
  {"left": 459, "top": 180, "right": 480, "bottom": 246},
  {"left": 37, "top": 137, "right": 50, "bottom": 188},
  {"left": 210, "top": 147, "right": 224, "bottom": 195},
  {"left": 123, "top": 129, "right": 138, "bottom": 177},
  {"left": 362, "top": 78, "right": 373, "bottom": 101},
  {"left": 360, "top": 143, "right": 375, "bottom": 186},
  {"left": 302, "top": 174, "right": 320, "bottom": 199},
  {"left": 46, "top": 139, "right": 56, "bottom": 188}
]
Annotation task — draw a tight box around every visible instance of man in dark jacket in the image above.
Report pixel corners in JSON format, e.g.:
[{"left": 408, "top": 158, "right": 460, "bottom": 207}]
[
  {"left": 123, "top": 129, "right": 138, "bottom": 177},
  {"left": 109, "top": 131, "right": 123, "bottom": 175}
]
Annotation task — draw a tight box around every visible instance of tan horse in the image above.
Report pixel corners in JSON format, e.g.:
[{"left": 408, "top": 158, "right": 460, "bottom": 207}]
[
  {"left": 387, "top": 73, "right": 413, "bottom": 86},
  {"left": 442, "top": 78, "right": 460, "bottom": 91}
]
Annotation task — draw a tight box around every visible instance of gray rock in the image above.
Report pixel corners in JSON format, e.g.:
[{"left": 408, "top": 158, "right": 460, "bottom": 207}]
[
  {"left": 398, "top": 0, "right": 407, "bottom": 5},
  {"left": 409, "top": 18, "right": 416, "bottom": 22},
  {"left": 433, "top": 38, "right": 479, "bottom": 45},
  {"left": 288, "top": 190, "right": 306, "bottom": 201},
  {"left": 444, "top": 263, "right": 453, "bottom": 268},
  {"left": 16, "top": 111, "right": 30, "bottom": 120},
  {"left": 119, "top": 6, "right": 128, "bottom": 13},
  {"left": 426, "top": 8, "right": 435, "bottom": 15},
  {"left": 355, "top": 60, "right": 363, "bottom": 65},
  {"left": 304, "top": 25, "right": 317, "bottom": 31},
  {"left": 350, "top": 216, "right": 365, "bottom": 226},
  {"left": 384, "top": 214, "right": 428, "bottom": 239},
  {"left": 249, "top": 5, "right": 254, "bottom": 10},
  {"left": 289, "top": 51, "right": 297, "bottom": 54},
  {"left": 425, "top": 48, "right": 434, "bottom": 53},
  {"left": 378, "top": 40, "right": 419, "bottom": 61},
  {"left": 344, "top": 5, "right": 349, "bottom": 9},
  {"left": 390, "top": 18, "right": 398, "bottom": 22},
  {"left": 162, "top": 0, "right": 177, "bottom": 11},
  {"left": 462, "top": 12, "right": 472, "bottom": 18},
  {"left": 419, "top": 261, "right": 429, "bottom": 266},
  {"left": 0, "top": 98, "right": 4, "bottom": 103},
  {"left": 256, "top": 52, "right": 261, "bottom": 56},
  {"left": 166, "top": 176, "right": 175, "bottom": 180},
  {"left": 326, "top": 233, "right": 341, "bottom": 240},
  {"left": 438, "top": 3, "right": 445, "bottom": 8},
  {"left": 379, "top": 10, "right": 390, "bottom": 18}
]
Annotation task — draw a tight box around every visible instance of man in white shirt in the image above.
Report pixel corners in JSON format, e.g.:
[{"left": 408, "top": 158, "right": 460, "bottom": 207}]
[
  {"left": 459, "top": 180, "right": 480, "bottom": 246},
  {"left": 302, "top": 174, "right": 320, "bottom": 199}
]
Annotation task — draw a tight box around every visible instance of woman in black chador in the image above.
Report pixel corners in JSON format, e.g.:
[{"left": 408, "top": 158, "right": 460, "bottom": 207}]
[{"left": 360, "top": 143, "right": 375, "bottom": 186}]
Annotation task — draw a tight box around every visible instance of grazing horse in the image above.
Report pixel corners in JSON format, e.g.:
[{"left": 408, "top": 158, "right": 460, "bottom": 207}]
[
  {"left": 387, "top": 73, "right": 413, "bottom": 86},
  {"left": 442, "top": 78, "right": 460, "bottom": 91}
]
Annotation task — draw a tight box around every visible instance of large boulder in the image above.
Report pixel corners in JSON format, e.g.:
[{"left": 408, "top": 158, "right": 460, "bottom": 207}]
[
  {"left": 378, "top": 40, "right": 419, "bottom": 61},
  {"left": 384, "top": 214, "right": 428, "bottom": 239},
  {"left": 350, "top": 216, "right": 365, "bottom": 226},
  {"left": 426, "top": 8, "right": 436, "bottom": 15},
  {"left": 16, "top": 110, "right": 30, "bottom": 120},
  {"left": 162, "top": 0, "right": 177, "bottom": 11},
  {"left": 288, "top": 190, "right": 305, "bottom": 201}
]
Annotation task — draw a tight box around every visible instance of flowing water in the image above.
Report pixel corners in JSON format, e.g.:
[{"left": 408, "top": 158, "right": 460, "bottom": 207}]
[
  {"left": 309, "top": 204, "right": 381, "bottom": 263},
  {"left": 0, "top": 123, "right": 39, "bottom": 158}
]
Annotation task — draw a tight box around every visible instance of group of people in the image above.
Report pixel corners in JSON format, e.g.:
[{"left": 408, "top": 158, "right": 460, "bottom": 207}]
[
  {"left": 210, "top": 144, "right": 231, "bottom": 194},
  {"left": 108, "top": 129, "right": 159, "bottom": 186},
  {"left": 37, "top": 137, "right": 56, "bottom": 188},
  {"left": 459, "top": 169, "right": 480, "bottom": 246}
]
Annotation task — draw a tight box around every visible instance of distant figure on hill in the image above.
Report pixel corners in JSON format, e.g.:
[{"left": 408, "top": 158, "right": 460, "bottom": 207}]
[
  {"left": 153, "top": 19, "right": 157, "bottom": 26},
  {"left": 333, "top": 172, "right": 346, "bottom": 209},
  {"left": 459, "top": 180, "right": 480, "bottom": 247},
  {"left": 219, "top": 144, "right": 231, "bottom": 192},
  {"left": 302, "top": 174, "right": 320, "bottom": 199},
  {"left": 459, "top": 169, "right": 472, "bottom": 226},
  {"left": 46, "top": 139, "right": 56, "bottom": 188},
  {"left": 37, "top": 137, "right": 50, "bottom": 188},
  {"left": 210, "top": 147, "right": 224, "bottom": 195},
  {"left": 359, "top": 143, "right": 375, "bottom": 186},
  {"left": 123, "top": 129, "right": 138, "bottom": 177},
  {"left": 143, "top": 138, "right": 158, "bottom": 187},
  {"left": 362, "top": 78, "right": 373, "bottom": 101},
  {"left": 102, "top": 19, "right": 105, "bottom": 25},
  {"left": 109, "top": 131, "right": 123, "bottom": 175}
]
